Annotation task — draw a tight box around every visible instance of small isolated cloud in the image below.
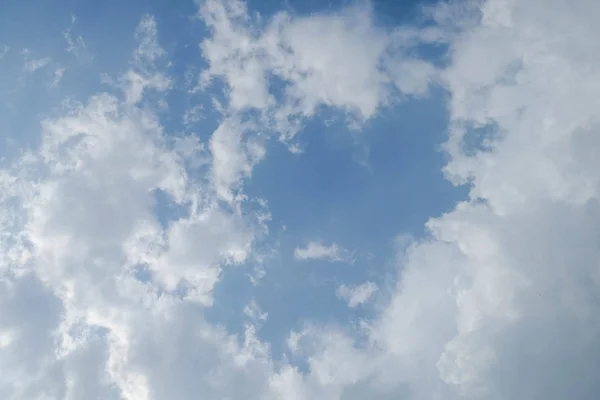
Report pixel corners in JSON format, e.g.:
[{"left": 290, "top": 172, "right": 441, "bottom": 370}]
[
  {"left": 0, "top": 45, "right": 8, "bottom": 59},
  {"left": 121, "top": 15, "right": 172, "bottom": 105},
  {"left": 244, "top": 299, "right": 268, "bottom": 327},
  {"left": 336, "top": 281, "right": 378, "bottom": 308},
  {"left": 293, "top": 241, "right": 353, "bottom": 263},
  {"left": 63, "top": 24, "right": 88, "bottom": 60},
  {"left": 24, "top": 56, "right": 51, "bottom": 72},
  {"left": 133, "top": 14, "right": 166, "bottom": 66},
  {"left": 63, "top": 14, "right": 87, "bottom": 59},
  {"left": 183, "top": 104, "right": 205, "bottom": 126},
  {"left": 50, "top": 67, "right": 66, "bottom": 88}
]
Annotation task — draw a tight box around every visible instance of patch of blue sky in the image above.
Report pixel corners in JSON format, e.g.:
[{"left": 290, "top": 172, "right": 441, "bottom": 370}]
[
  {"left": 210, "top": 87, "right": 468, "bottom": 358},
  {"left": 196, "top": 4, "right": 469, "bottom": 363}
]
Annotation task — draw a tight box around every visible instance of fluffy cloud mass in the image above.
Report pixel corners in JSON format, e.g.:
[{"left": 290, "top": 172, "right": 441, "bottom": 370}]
[{"left": 2, "top": 0, "right": 600, "bottom": 399}]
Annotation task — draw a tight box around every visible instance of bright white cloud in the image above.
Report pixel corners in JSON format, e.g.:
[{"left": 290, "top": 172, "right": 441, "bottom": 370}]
[
  {"left": 336, "top": 282, "right": 377, "bottom": 308},
  {"left": 209, "top": 118, "right": 266, "bottom": 203},
  {"left": 294, "top": 241, "right": 353, "bottom": 263},
  {"left": 199, "top": 0, "right": 439, "bottom": 136},
  {"left": 0, "top": 14, "right": 271, "bottom": 399},
  {"left": 292, "top": 0, "right": 600, "bottom": 399},
  {"left": 197, "top": 0, "right": 442, "bottom": 204}
]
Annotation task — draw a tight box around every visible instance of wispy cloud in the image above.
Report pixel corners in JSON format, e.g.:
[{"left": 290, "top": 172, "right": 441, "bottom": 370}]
[
  {"left": 122, "top": 15, "right": 172, "bottom": 105},
  {"left": 133, "top": 14, "right": 166, "bottom": 66},
  {"left": 63, "top": 27, "right": 88, "bottom": 59},
  {"left": 182, "top": 104, "right": 205, "bottom": 126},
  {"left": 294, "top": 241, "right": 354, "bottom": 263},
  {"left": 336, "top": 281, "right": 378, "bottom": 308},
  {"left": 244, "top": 299, "right": 268, "bottom": 328},
  {"left": 49, "top": 67, "right": 66, "bottom": 88},
  {"left": 23, "top": 56, "right": 51, "bottom": 72}
]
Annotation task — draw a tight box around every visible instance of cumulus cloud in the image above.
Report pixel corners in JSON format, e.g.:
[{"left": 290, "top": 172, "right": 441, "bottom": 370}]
[
  {"left": 285, "top": 1, "right": 600, "bottom": 399},
  {"left": 209, "top": 117, "right": 266, "bottom": 203},
  {"left": 0, "top": 14, "right": 270, "bottom": 399},
  {"left": 122, "top": 15, "right": 172, "bottom": 105},
  {"left": 197, "top": 0, "right": 441, "bottom": 202},
  {"left": 294, "top": 241, "right": 354, "bottom": 263},
  {"left": 206, "top": 0, "right": 600, "bottom": 398},
  {"left": 199, "top": 0, "right": 439, "bottom": 126}
]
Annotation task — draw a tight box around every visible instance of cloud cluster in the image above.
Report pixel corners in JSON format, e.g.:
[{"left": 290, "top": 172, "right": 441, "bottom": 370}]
[
  {"left": 199, "top": 0, "right": 600, "bottom": 398},
  {"left": 198, "top": 0, "right": 441, "bottom": 203},
  {"left": 199, "top": 0, "right": 438, "bottom": 123},
  {"left": 0, "top": 15, "right": 269, "bottom": 399},
  {"left": 2, "top": 0, "right": 600, "bottom": 399}
]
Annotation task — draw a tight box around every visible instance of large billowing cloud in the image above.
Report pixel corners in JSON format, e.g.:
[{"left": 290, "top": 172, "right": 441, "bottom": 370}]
[
  {"left": 0, "top": 15, "right": 270, "bottom": 399},
  {"left": 2, "top": 0, "right": 600, "bottom": 399}
]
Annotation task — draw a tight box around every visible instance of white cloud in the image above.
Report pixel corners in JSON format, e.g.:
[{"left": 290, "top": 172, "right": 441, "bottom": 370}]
[
  {"left": 202, "top": 0, "right": 600, "bottom": 398},
  {"left": 209, "top": 118, "right": 266, "bottom": 203},
  {"left": 63, "top": 22, "right": 88, "bottom": 60},
  {"left": 133, "top": 15, "right": 166, "bottom": 66},
  {"left": 0, "top": 14, "right": 272, "bottom": 399},
  {"left": 122, "top": 15, "right": 172, "bottom": 105},
  {"left": 294, "top": 241, "right": 353, "bottom": 263},
  {"left": 199, "top": 0, "right": 439, "bottom": 137},
  {"left": 50, "top": 67, "right": 66, "bottom": 88},
  {"left": 336, "top": 282, "right": 377, "bottom": 308},
  {"left": 182, "top": 104, "right": 205, "bottom": 126},
  {"left": 122, "top": 69, "right": 172, "bottom": 105},
  {"left": 288, "top": 1, "right": 600, "bottom": 399},
  {"left": 244, "top": 299, "right": 268, "bottom": 328}
]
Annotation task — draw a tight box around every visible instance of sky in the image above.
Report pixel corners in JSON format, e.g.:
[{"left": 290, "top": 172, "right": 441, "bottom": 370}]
[{"left": 1, "top": 0, "right": 600, "bottom": 399}]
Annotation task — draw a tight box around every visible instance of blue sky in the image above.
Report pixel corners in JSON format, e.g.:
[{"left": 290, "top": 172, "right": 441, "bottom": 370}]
[{"left": 2, "top": 0, "right": 600, "bottom": 399}]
